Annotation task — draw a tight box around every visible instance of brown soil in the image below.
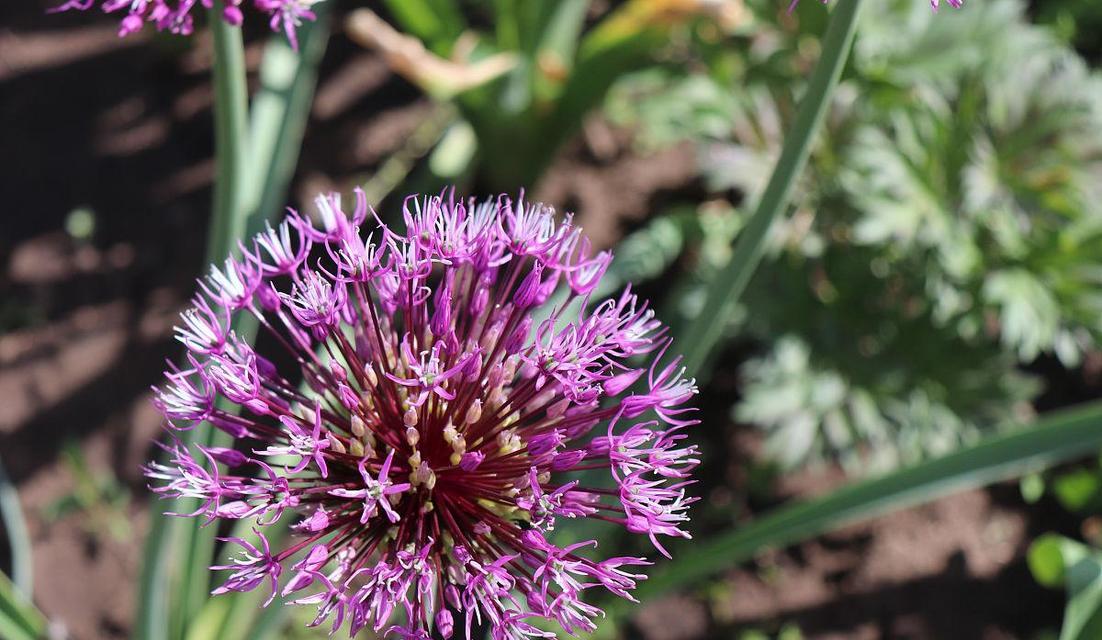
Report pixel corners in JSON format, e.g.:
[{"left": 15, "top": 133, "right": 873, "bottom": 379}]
[{"left": 0, "top": 3, "right": 1076, "bottom": 640}]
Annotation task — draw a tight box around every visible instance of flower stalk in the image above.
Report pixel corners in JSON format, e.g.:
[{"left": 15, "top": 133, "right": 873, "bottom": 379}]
[
  {"left": 678, "top": 0, "right": 866, "bottom": 377},
  {"left": 209, "top": 5, "right": 252, "bottom": 264},
  {"left": 178, "top": 13, "right": 255, "bottom": 634},
  {"left": 138, "top": 8, "right": 254, "bottom": 639}
]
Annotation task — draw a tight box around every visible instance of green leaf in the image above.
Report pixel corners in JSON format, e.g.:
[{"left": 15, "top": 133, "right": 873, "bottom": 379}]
[
  {"left": 1054, "top": 469, "right": 1102, "bottom": 513},
  {"left": 1021, "top": 472, "right": 1046, "bottom": 504},
  {"left": 536, "top": 0, "right": 590, "bottom": 62},
  {"left": 1030, "top": 533, "right": 1070, "bottom": 589},
  {"left": 677, "top": 0, "right": 866, "bottom": 377},
  {"left": 1028, "top": 534, "right": 1102, "bottom": 640},
  {"left": 0, "top": 571, "right": 45, "bottom": 640},
  {"left": 1062, "top": 545, "right": 1102, "bottom": 640},
  {"left": 184, "top": 597, "right": 232, "bottom": 640},
  {"left": 170, "top": 14, "right": 258, "bottom": 625},
  {"left": 0, "top": 455, "right": 32, "bottom": 598},
  {"left": 983, "top": 269, "right": 1062, "bottom": 362},
  {"left": 621, "top": 399, "right": 1102, "bottom": 606},
  {"left": 429, "top": 120, "right": 478, "bottom": 179},
  {"left": 247, "top": 7, "right": 332, "bottom": 229},
  {"left": 381, "top": 0, "right": 464, "bottom": 54}
]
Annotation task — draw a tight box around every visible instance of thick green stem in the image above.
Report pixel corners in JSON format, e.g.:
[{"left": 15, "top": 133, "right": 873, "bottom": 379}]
[
  {"left": 678, "top": 0, "right": 865, "bottom": 377},
  {"left": 136, "top": 9, "right": 251, "bottom": 640},
  {"left": 247, "top": 6, "right": 331, "bottom": 228},
  {"left": 137, "top": 5, "right": 334, "bottom": 638},
  {"left": 207, "top": 10, "right": 252, "bottom": 262},
  {"left": 174, "top": 14, "right": 255, "bottom": 640}
]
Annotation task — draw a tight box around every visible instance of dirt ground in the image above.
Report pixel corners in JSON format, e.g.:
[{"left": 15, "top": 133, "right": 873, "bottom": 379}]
[{"left": 0, "top": 2, "right": 1083, "bottom": 639}]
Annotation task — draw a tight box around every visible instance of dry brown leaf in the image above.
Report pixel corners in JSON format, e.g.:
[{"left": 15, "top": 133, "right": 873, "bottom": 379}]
[{"left": 346, "top": 10, "right": 517, "bottom": 100}]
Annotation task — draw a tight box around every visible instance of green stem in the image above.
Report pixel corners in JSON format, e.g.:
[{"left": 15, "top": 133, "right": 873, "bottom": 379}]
[
  {"left": 207, "top": 8, "right": 252, "bottom": 262},
  {"left": 0, "top": 455, "right": 32, "bottom": 600},
  {"left": 0, "top": 570, "right": 46, "bottom": 640},
  {"left": 678, "top": 0, "right": 865, "bottom": 377},
  {"left": 246, "top": 5, "right": 331, "bottom": 228},
  {"left": 176, "top": 13, "right": 254, "bottom": 638},
  {"left": 136, "top": 9, "right": 251, "bottom": 640}
]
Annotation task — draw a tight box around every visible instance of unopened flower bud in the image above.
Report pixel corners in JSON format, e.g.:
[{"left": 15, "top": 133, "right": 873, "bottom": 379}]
[
  {"left": 327, "top": 433, "right": 347, "bottom": 454},
  {"left": 459, "top": 451, "right": 484, "bottom": 471},
  {"left": 465, "top": 399, "right": 482, "bottom": 425},
  {"left": 436, "top": 609, "right": 454, "bottom": 639},
  {"left": 546, "top": 397, "right": 571, "bottom": 419},
  {"left": 513, "top": 263, "right": 543, "bottom": 308},
  {"left": 222, "top": 5, "right": 243, "bottom": 26}
]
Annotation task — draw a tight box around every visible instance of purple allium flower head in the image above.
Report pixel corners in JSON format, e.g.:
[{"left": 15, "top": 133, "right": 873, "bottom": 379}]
[
  {"left": 145, "top": 189, "right": 700, "bottom": 638},
  {"left": 49, "top": 0, "right": 321, "bottom": 49}
]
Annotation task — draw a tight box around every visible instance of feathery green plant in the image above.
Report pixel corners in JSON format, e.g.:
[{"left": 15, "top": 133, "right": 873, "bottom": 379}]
[{"left": 608, "top": 0, "right": 1102, "bottom": 467}]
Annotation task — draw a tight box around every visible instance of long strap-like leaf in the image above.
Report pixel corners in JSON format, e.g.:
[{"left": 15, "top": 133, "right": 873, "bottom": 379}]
[
  {"left": 0, "top": 571, "right": 45, "bottom": 640},
  {"left": 0, "top": 455, "right": 32, "bottom": 600},
  {"left": 677, "top": 0, "right": 865, "bottom": 377},
  {"left": 624, "top": 399, "right": 1102, "bottom": 604}
]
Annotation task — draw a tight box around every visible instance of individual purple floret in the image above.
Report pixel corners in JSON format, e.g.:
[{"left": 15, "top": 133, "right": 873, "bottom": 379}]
[
  {"left": 50, "top": 0, "right": 321, "bottom": 49},
  {"left": 145, "top": 189, "right": 700, "bottom": 638}
]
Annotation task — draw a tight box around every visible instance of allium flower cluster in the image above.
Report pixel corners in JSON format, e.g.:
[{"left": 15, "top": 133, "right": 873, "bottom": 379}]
[
  {"left": 146, "top": 189, "right": 700, "bottom": 638},
  {"left": 51, "top": 0, "right": 321, "bottom": 49}
]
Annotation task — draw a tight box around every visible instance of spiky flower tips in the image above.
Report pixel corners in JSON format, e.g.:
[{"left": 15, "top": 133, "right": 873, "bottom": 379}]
[
  {"left": 50, "top": 0, "right": 320, "bottom": 50},
  {"left": 145, "top": 190, "right": 700, "bottom": 639}
]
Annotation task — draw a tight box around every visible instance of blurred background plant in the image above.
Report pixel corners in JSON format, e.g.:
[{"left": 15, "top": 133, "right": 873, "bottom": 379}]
[
  {"left": 109, "top": 0, "right": 1102, "bottom": 493},
  {"left": 0, "top": 454, "right": 53, "bottom": 640},
  {"left": 347, "top": 0, "right": 745, "bottom": 190},
  {"left": 605, "top": 0, "right": 1102, "bottom": 470},
  {"left": 40, "top": 443, "right": 130, "bottom": 543},
  {"left": 1026, "top": 457, "right": 1102, "bottom": 640}
]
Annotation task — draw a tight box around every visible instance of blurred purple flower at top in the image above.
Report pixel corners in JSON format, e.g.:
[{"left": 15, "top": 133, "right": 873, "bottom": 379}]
[
  {"left": 50, "top": 0, "right": 321, "bottom": 49},
  {"left": 145, "top": 188, "right": 700, "bottom": 638}
]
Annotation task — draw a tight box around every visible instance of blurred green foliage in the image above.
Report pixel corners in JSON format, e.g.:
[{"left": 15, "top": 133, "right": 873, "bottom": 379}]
[
  {"left": 1032, "top": 0, "right": 1102, "bottom": 58},
  {"left": 606, "top": 0, "right": 1102, "bottom": 468},
  {"left": 1026, "top": 457, "right": 1102, "bottom": 639},
  {"left": 42, "top": 442, "right": 130, "bottom": 543},
  {"left": 1029, "top": 533, "right": 1102, "bottom": 640},
  {"left": 372, "top": 0, "right": 742, "bottom": 190},
  {"left": 0, "top": 570, "right": 47, "bottom": 640}
]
